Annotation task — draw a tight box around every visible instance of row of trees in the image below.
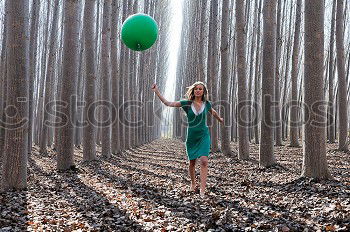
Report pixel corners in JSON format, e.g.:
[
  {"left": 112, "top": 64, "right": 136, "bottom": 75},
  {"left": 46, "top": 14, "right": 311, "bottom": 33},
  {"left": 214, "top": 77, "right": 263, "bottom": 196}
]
[
  {"left": 171, "top": 0, "right": 349, "bottom": 179},
  {"left": 0, "top": 0, "right": 171, "bottom": 191}
]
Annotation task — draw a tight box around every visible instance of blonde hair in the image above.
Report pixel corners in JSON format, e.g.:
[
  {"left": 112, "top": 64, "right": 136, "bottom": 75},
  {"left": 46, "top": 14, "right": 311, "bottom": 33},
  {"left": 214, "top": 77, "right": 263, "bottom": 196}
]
[{"left": 185, "top": 81, "right": 209, "bottom": 101}]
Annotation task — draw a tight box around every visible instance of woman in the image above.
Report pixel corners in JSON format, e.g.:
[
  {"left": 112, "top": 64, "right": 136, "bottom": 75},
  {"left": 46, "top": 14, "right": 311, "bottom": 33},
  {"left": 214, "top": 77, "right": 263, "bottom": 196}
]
[{"left": 151, "top": 81, "right": 223, "bottom": 198}]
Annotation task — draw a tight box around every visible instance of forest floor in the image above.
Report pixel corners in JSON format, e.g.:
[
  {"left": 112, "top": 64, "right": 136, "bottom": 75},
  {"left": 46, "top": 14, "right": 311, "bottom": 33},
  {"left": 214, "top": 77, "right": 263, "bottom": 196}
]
[{"left": 0, "top": 138, "right": 349, "bottom": 231}]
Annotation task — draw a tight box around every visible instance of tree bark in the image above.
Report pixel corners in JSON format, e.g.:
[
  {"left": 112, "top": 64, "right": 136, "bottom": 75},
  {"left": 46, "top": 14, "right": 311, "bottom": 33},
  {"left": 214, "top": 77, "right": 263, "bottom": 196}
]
[
  {"left": 219, "top": 0, "right": 233, "bottom": 156},
  {"left": 101, "top": 0, "right": 112, "bottom": 158},
  {"left": 259, "top": 0, "right": 277, "bottom": 167},
  {"left": 327, "top": 1, "right": 336, "bottom": 144},
  {"left": 27, "top": 0, "right": 40, "bottom": 154},
  {"left": 301, "top": 0, "right": 332, "bottom": 179},
  {"left": 336, "top": 0, "right": 348, "bottom": 151},
  {"left": 1, "top": 0, "right": 29, "bottom": 191},
  {"left": 235, "top": 0, "right": 250, "bottom": 160},
  {"left": 111, "top": 0, "right": 121, "bottom": 154},
  {"left": 40, "top": 0, "right": 60, "bottom": 154},
  {"left": 253, "top": 0, "right": 263, "bottom": 145},
  {"left": 207, "top": 0, "right": 219, "bottom": 152},
  {"left": 82, "top": 0, "right": 98, "bottom": 161},
  {"left": 289, "top": 0, "right": 302, "bottom": 147},
  {"left": 56, "top": 0, "right": 80, "bottom": 171},
  {"left": 274, "top": 0, "right": 283, "bottom": 146}
]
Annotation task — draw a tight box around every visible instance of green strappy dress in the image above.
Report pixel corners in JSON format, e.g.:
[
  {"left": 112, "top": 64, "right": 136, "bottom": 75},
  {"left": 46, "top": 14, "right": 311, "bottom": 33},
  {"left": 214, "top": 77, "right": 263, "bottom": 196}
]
[{"left": 180, "top": 100, "right": 212, "bottom": 160}]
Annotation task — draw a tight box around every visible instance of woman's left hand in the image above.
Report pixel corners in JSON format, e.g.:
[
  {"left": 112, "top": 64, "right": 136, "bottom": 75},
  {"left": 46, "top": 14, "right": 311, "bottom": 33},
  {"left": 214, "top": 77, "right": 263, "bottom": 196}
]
[{"left": 219, "top": 117, "right": 224, "bottom": 124}]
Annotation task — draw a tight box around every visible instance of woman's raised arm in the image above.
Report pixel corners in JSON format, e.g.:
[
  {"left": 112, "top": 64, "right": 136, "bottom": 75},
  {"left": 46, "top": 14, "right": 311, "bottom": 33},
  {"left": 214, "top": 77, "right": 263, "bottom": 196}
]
[{"left": 151, "top": 84, "right": 181, "bottom": 107}]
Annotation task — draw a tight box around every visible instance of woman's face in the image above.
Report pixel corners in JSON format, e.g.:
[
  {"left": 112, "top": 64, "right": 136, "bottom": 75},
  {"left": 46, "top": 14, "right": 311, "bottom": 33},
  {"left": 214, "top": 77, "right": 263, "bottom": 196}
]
[{"left": 194, "top": 84, "right": 205, "bottom": 98}]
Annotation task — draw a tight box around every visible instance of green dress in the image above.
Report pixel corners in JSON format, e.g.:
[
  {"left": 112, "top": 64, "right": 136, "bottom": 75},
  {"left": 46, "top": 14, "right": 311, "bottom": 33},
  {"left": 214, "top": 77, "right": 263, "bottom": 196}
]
[{"left": 180, "top": 100, "right": 212, "bottom": 160}]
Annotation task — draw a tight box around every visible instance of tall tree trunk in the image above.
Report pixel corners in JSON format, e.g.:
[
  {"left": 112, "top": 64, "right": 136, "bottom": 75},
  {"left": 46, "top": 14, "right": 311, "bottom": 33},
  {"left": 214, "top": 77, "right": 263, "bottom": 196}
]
[
  {"left": 219, "top": 0, "right": 233, "bottom": 156},
  {"left": 1, "top": 0, "right": 29, "bottom": 191},
  {"left": 28, "top": 0, "right": 40, "bottom": 153},
  {"left": 207, "top": 0, "right": 219, "bottom": 152},
  {"left": 40, "top": 0, "right": 60, "bottom": 154},
  {"left": 0, "top": 4, "right": 8, "bottom": 157},
  {"left": 301, "top": 0, "right": 332, "bottom": 179},
  {"left": 336, "top": 0, "right": 348, "bottom": 151},
  {"left": 254, "top": 0, "right": 263, "bottom": 145},
  {"left": 289, "top": 0, "right": 302, "bottom": 147},
  {"left": 259, "top": 0, "right": 277, "bottom": 167},
  {"left": 111, "top": 0, "right": 120, "bottom": 154},
  {"left": 73, "top": 17, "right": 85, "bottom": 149},
  {"left": 327, "top": 1, "right": 336, "bottom": 144},
  {"left": 197, "top": 0, "right": 208, "bottom": 82},
  {"left": 235, "top": 0, "right": 250, "bottom": 160},
  {"left": 56, "top": 0, "right": 80, "bottom": 171},
  {"left": 281, "top": 4, "right": 294, "bottom": 141},
  {"left": 101, "top": 0, "right": 112, "bottom": 158},
  {"left": 274, "top": 0, "right": 283, "bottom": 146},
  {"left": 82, "top": 0, "right": 98, "bottom": 161}
]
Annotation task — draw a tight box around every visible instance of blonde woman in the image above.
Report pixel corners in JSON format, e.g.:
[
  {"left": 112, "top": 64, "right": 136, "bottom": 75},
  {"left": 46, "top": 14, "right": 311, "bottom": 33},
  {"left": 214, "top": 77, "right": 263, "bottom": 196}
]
[{"left": 151, "top": 81, "right": 223, "bottom": 198}]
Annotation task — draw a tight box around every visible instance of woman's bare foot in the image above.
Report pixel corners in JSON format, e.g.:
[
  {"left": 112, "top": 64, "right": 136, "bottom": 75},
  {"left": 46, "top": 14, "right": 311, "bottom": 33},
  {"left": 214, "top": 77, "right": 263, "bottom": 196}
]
[
  {"left": 190, "top": 184, "right": 199, "bottom": 192},
  {"left": 200, "top": 189, "right": 205, "bottom": 198}
]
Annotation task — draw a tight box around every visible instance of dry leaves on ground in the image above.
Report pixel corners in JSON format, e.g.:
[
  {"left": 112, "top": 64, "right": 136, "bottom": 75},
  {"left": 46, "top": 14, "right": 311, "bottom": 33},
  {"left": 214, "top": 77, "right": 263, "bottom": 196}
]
[{"left": 0, "top": 139, "right": 349, "bottom": 231}]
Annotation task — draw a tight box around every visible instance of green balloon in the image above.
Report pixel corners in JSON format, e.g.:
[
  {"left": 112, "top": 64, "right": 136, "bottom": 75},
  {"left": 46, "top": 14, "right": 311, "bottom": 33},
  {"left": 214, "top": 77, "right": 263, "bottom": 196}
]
[{"left": 121, "top": 13, "right": 158, "bottom": 51}]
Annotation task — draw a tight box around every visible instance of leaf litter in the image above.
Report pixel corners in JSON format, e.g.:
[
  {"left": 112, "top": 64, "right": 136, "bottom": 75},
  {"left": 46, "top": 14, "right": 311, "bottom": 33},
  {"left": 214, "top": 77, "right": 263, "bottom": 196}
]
[{"left": 0, "top": 139, "right": 349, "bottom": 231}]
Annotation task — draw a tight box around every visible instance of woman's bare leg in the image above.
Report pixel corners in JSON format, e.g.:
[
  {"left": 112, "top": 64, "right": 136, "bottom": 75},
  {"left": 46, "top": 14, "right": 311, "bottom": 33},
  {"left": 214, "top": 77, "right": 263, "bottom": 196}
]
[
  {"left": 189, "top": 159, "right": 197, "bottom": 191},
  {"left": 199, "top": 156, "right": 208, "bottom": 196}
]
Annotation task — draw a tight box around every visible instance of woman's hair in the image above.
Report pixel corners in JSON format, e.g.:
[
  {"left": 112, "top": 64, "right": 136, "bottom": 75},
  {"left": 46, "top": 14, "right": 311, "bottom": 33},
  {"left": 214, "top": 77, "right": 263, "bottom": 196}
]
[{"left": 184, "top": 81, "right": 209, "bottom": 101}]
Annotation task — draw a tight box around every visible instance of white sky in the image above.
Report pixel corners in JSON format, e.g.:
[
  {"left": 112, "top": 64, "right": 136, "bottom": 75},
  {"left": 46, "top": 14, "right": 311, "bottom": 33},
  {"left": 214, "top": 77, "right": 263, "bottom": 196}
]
[
  {"left": 160, "top": 0, "right": 183, "bottom": 136},
  {"left": 164, "top": 0, "right": 184, "bottom": 101}
]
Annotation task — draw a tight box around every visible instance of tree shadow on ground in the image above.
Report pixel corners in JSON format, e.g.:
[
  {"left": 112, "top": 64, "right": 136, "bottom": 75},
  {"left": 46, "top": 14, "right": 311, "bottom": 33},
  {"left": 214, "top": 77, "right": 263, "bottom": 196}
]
[{"left": 28, "top": 156, "right": 144, "bottom": 231}]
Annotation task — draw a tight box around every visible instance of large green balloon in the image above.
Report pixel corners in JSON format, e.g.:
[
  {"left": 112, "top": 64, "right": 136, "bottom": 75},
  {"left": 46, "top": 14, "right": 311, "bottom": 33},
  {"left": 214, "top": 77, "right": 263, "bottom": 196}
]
[{"left": 121, "top": 13, "right": 158, "bottom": 51}]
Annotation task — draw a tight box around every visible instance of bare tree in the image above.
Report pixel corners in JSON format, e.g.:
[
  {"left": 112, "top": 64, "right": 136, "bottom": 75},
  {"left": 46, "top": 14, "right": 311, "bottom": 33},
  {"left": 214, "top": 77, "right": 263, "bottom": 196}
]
[
  {"left": 101, "top": 0, "right": 112, "bottom": 158},
  {"left": 289, "top": 0, "right": 302, "bottom": 147},
  {"left": 259, "top": 0, "right": 277, "bottom": 167},
  {"left": 301, "top": 0, "right": 332, "bottom": 179},
  {"left": 56, "top": 0, "right": 80, "bottom": 171},
  {"left": 28, "top": 0, "right": 40, "bottom": 153},
  {"left": 274, "top": 0, "right": 283, "bottom": 146},
  {"left": 253, "top": 0, "right": 263, "bottom": 145},
  {"left": 336, "top": 0, "right": 348, "bottom": 151},
  {"left": 235, "top": 0, "right": 250, "bottom": 160},
  {"left": 40, "top": 0, "right": 60, "bottom": 154},
  {"left": 111, "top": 0, "right": 121, "bottom": 154},
  {"left": 207, "top": 0, "right": 219, "bottom": 152},
  {"left": 83, "top": 0, "right": 98, "bottom": 161},
  {"left": 219, "top": 0, "right": 233, "bottom": 156},
  {"left": 1, "top": 0, "right": 29, "bottom": 190},
  {"left": 327, "top": 1, "right": 336, "bottom": 144},
  {"left": 0, "top": 3, "right": 8, "bottom": 157}
]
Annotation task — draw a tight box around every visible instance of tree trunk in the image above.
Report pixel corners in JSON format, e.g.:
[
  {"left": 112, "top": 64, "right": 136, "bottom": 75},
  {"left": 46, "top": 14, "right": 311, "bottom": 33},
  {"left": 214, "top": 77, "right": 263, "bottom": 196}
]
[
  {"left": 327, "top": 1, "right": 336, "bottom": 144},
  {"left": 40, "top": 0, "right": 60, "bottom": 154},
  {"left": 28, "top": 0, "right": 40, "bottom": 154},
  {"left": 301, "top": 0, "right": 332, "bottom": 179},
  {"left": 82, "top": 0, "right": 98, "bottom": 161},
  {"left": 207, "top": 0, "right": 219, "bottom": 152},
  {"left": 0, "top": 4, "right": 8, "bottom": 157},
  {"left": 219, "top": 0, "right": 233, "bottom": 156},
  {"left": 111, "top": 0, "right": 120, "bottom": 154},
  {"left": 259, "top": 0, "right": 277, "bottom": 167},
  {"left": 1, "top": 0, "right": 29, "bottom": 191},
  {"left": 235, "top": 0, "right": 250, "bottom": 160},
  {"left": 336, "top": 0, "right": 348, "bottom": 151},
  {"left": 274, "top": 0, "right": 283, "bottom": 146},
  {"left": 254, "top": 0, "right": 263, "bottom": 145},
  {"left": 289, "top": 0, "right": 302, "bottom": 147},
  {"left": 101, "top": 0, "right": 112, "bottom": 158},
  {"left": 56, "top": 0, "right": 80, "bottom": 171}
]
